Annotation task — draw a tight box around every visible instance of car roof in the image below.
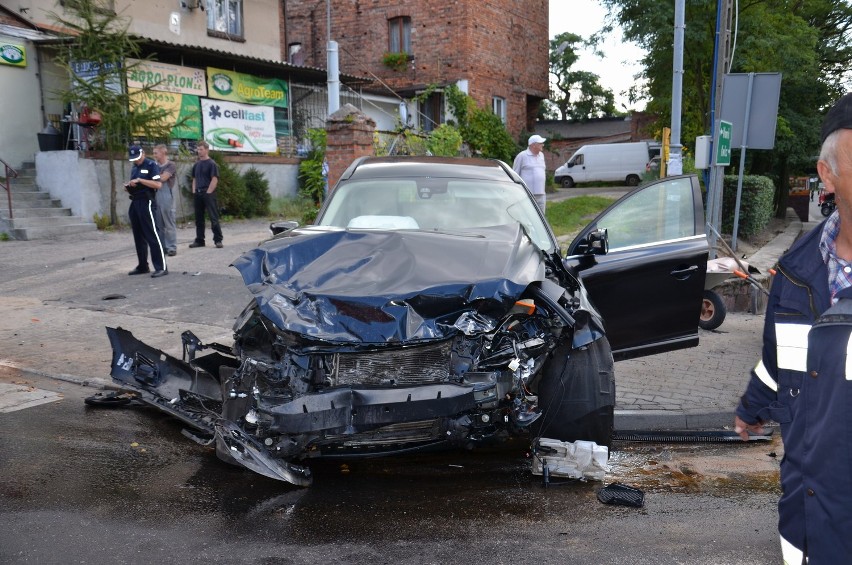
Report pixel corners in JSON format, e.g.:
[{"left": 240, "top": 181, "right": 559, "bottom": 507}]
[{"left": 341, "top": 156, "right": 522, "bottom": 183}]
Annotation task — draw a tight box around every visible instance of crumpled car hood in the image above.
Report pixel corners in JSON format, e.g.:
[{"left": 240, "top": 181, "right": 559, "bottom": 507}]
[{"left": 231, "top": 224, "right": 546, "bottom": 344}]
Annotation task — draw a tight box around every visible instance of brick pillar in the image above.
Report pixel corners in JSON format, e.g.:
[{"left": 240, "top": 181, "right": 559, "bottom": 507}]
[{"left": 325, "top": 104, "right": 376, "bottom": 190}]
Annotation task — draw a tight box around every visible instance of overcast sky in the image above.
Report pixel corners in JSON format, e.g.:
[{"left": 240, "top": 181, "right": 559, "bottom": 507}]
[{"left": 549, "top": 0, "right": 645, "bottom": 111}]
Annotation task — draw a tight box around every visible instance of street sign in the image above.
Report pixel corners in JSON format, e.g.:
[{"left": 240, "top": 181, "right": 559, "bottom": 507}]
[
  {"left": 720, "top": 72, "right": 782, "bottom": 149},
  {"left": 715, "top": 120, "right": 732, "bottom": 166}
]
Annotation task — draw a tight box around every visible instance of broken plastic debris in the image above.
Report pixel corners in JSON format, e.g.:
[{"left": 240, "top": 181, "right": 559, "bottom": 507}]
[
  {"left": 597, "top": 483, "right": 645, "bottom": 507},
  {"left": 531, "top": 438, "right": 608, "bottom": 481}
]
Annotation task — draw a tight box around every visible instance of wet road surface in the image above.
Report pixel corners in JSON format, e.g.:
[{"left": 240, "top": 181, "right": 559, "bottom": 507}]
[{"left": 1, "top": 366, "right": 782, "bottom": 564}]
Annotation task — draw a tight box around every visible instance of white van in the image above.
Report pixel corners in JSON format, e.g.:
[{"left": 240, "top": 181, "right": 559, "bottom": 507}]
[{"left": 554, "top": 142, "right": 652, "bottom": 188}]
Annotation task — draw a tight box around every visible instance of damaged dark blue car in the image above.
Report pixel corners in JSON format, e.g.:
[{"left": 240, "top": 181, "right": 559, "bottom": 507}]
[{"left": 100, "top": 156, "right": 709, "bottom": 486}]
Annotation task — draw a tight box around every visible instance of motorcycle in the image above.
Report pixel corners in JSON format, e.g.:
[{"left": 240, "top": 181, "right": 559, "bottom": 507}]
[{"left": 820, "top": 190, "right": 836, "bottom": 217}]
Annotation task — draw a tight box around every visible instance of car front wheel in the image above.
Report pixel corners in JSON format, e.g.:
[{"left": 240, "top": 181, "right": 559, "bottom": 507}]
[
  {"left": 561, "top": 177, "right": 575, "bottom": 188},
  {"left": 531, "top": 337, "right": 615, "bottom": 448}
]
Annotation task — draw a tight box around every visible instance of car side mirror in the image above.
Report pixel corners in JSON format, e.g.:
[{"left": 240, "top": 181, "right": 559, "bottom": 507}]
[
  {"left": 573, "top": 228, "right": 609, "bottom": 256},
  {"left": 269, "top": 220, "right": 299, "bottom": 236}
]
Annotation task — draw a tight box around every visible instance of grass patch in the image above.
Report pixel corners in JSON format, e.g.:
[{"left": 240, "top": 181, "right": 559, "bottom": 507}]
[
  {"left": 545, "top": 195, "right": 615, "bottom": 238},
  {"left": 92, "top": 212, "right": 113, "bottom": 231},
  {"left": 268, "top": 196, "right": 316, "bottom": 223}
]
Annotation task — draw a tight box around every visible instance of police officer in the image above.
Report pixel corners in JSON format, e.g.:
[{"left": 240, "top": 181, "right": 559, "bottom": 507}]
[
  {"left": 126, "top": 144, "right": 168, "bottom": 278},
  {"left": 734, "top": 92, "right": 852, "bottom": 563}
]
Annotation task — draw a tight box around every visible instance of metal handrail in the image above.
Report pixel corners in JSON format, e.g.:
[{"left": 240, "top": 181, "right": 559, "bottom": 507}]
[{"left": 0, "top": 158, "right": 17, "bottom": 220}]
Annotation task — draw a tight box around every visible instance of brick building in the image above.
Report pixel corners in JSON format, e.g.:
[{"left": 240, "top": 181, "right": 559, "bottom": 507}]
[{"left": 283, "top": 0, "right": 549, "bottom": 139}]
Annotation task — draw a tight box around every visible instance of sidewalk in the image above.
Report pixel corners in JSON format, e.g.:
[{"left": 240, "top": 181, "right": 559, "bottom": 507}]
[{"left": 0, "top": 201, "right": 818, "bottom": 431}]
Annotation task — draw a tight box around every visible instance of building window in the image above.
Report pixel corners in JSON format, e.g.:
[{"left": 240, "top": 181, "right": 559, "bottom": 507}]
[
  {"left": 420, "top": 91, "right": 444, "bottom": 133},
  {"left": 492, "top": 96, "right": 506, "bottom": 124},
  {"left": 207, "top": 0, "right": 243, "bottom": 38},
  {"left": 289, "top": 43, "right": 304, "bottom": 65},
  {"left": 388, "top": 16, "right": 411, "bottom": 54}
]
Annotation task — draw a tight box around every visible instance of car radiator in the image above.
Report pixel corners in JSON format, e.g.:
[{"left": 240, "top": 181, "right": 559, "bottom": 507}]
[{"left": 334, "top": 340, "right": 452, "bottom": 386}]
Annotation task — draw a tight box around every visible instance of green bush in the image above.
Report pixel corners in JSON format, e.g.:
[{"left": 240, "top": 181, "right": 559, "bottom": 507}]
[
  {"left": 721, "top": 175, "right": 775, "bottom": 237},
  {"left": 242, "top": 167, "right": 271, "bottom": 217},
  {"left": 444, "top": 84, "right": 519, "bottom": 163},
  {"left": 426, "top": 124, "right": 463, "bottom": 156},
  {"left": 299, "top": 128, "right": 327, "bottom": 206},
  {"left": 209, "top": 152, "right": 248, "bottom": 218}
]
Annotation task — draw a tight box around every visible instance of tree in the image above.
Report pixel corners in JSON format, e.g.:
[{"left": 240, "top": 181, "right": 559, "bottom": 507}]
[
  {"left": 548, "top": 32, "right": 618, "bottom": 121},
  {"left": 50, "top": 0, "right": 173, "bottom": 225},
  {"left": 601, "top": 0, "right": 852, "bottom": 215}
]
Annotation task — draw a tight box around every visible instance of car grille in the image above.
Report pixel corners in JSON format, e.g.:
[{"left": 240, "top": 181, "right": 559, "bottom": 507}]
[
  {"left": 324, "top": 420, "right": 440, "bottom": 447},
  {"left": 334, "top": 341, "right": 451, "bottom": 386}
]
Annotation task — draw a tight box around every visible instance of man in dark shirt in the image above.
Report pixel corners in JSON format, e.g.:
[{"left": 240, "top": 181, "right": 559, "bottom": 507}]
[
  {"left": 126, "top": 145, "right": 167, "bottom": 277},
  {"left": 189, "top": 140, "right": 223, "bottom": 248}
]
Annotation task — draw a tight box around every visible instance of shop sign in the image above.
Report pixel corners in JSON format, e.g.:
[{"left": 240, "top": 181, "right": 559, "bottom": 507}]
[
  {"left": 206, "top": 67, "right": 287, "bottom": 108},
  {"left": 201, "top": 98, "right": 277, "bottom": 153}
]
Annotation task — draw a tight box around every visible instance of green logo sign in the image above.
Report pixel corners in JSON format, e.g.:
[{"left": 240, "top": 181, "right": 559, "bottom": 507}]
[
  {"left": 0, "top": 43, "right": 26, "bottom": 67},
  {"left": 211, "top": 73, "right": 233, "bottom": 95},
  {"left": 716, "top": 120, "right": 733, "bottom": 166}
]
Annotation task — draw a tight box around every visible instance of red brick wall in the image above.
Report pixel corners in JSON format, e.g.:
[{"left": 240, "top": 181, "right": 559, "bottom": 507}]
[
  {"left": 325, "top": 106, "right": 376, "bottom": 189},
  {"left": 284, "top": 0, "right": 548, "bottom": 138}
]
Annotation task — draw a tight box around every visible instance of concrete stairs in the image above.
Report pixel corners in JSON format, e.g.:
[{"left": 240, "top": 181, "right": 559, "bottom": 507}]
[{"left": 0, "top": 161, "right": 97, "bottom": 240}]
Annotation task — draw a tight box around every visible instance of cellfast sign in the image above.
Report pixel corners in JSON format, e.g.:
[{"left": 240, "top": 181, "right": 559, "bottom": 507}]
[{"left": 200, "top": 98, "right": 277, "bottom": 153}]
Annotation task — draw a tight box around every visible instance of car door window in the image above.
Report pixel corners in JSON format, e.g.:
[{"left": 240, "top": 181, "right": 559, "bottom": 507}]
[{"left": 596, "top": 177, "right": 697, "bottom": 249}]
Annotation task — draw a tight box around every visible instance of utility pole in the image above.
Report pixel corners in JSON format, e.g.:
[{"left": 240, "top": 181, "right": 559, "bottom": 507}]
[
  {"left": 668, "top": 0, "right": 685, "bottom": 175},
  {"left": 706, "top": 0, "right": 734, "bottom": 258},
  {"left": 326, "top": 0, "right": 340, "bottom": 115}
]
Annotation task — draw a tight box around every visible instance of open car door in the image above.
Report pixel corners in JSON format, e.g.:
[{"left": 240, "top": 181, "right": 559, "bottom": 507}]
[{"left": 567, "top": 174, "right": 708, "bottom": 361}]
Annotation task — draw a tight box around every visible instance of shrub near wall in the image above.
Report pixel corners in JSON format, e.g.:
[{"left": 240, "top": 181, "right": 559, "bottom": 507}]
[{"left": 721, "top": 175, "right": 775, "bottom": 237}]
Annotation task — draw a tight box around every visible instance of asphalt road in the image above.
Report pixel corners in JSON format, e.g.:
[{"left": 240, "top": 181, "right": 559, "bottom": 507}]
[{"left": 0, "top": 365, "right": 782, "bottom": 564}]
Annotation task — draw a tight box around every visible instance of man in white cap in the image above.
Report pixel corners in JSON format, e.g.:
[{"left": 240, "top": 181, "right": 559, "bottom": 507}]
[{"left": 513, "top": 134, "right": 547, "bottom": 211}]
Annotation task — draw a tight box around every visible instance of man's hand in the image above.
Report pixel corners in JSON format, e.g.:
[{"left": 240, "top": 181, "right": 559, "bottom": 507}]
[{"left": 734, "top": 415, "right": 766, "bottom": 441}]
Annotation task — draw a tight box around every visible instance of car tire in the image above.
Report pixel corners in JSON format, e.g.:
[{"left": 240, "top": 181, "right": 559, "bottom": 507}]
[
  {"left": 821, "top": 203, "right": 833, "bottom": 217},
  {"left": 561, "top": 177, "right": 575, "bottom": 188},
  {"left": 625, "top": 174, "right": 640, "bottom": 186},
  {"left": 531, "top": 337, "right": 615, "bottom": 448},
  {"left": 699, "top": 289, "right": 726, "bottom": 330}
]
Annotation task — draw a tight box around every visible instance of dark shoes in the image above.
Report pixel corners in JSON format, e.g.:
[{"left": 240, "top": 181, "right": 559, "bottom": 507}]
[
  {"left": 189, "top": 241, "right": 205, "bottom": 248},
  {"left": 128, "top": 267, "right": 150, "bottom": 275},
  {"left": 166, "top": 249, "right": 177, "bottom": 256},
  {"left": 151, "top": 269, "right": 168, "bottom": 278},
  {"left": 215, "top": 242, "right": 223, "bottom": 248}
]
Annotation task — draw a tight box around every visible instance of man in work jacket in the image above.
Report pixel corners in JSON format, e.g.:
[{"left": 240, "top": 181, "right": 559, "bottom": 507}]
[{"left": 734, "top": 92, "right": 852, "bottom": 564}]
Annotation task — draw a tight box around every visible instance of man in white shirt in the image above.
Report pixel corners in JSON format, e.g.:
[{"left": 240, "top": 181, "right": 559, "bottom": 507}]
[{"left": 513, "top": 134, "right": 547, "bottom": 211}]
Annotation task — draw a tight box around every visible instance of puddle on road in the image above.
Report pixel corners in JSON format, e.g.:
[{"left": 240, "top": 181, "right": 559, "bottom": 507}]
[{"left": 606, "top": 438, "right": 782, "bottom": 496}]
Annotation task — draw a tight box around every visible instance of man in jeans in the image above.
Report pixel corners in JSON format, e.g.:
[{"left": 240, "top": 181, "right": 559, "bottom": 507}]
[
  {"left": 152, "top": 144, "right": 178, "bottom": 256},
  {"left": 189, "top": 141, "right": 223, "bottom": 249}
]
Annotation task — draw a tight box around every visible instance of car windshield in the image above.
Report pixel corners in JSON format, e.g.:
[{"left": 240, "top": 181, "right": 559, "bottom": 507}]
[{"left": 316, "top": 177, "right": 555, "bottom": 251}]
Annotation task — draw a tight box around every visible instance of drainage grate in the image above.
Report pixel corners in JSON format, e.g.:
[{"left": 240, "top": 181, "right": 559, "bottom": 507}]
[{"left": 614, "top": 430, "right": 773, "bottom": 443}]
